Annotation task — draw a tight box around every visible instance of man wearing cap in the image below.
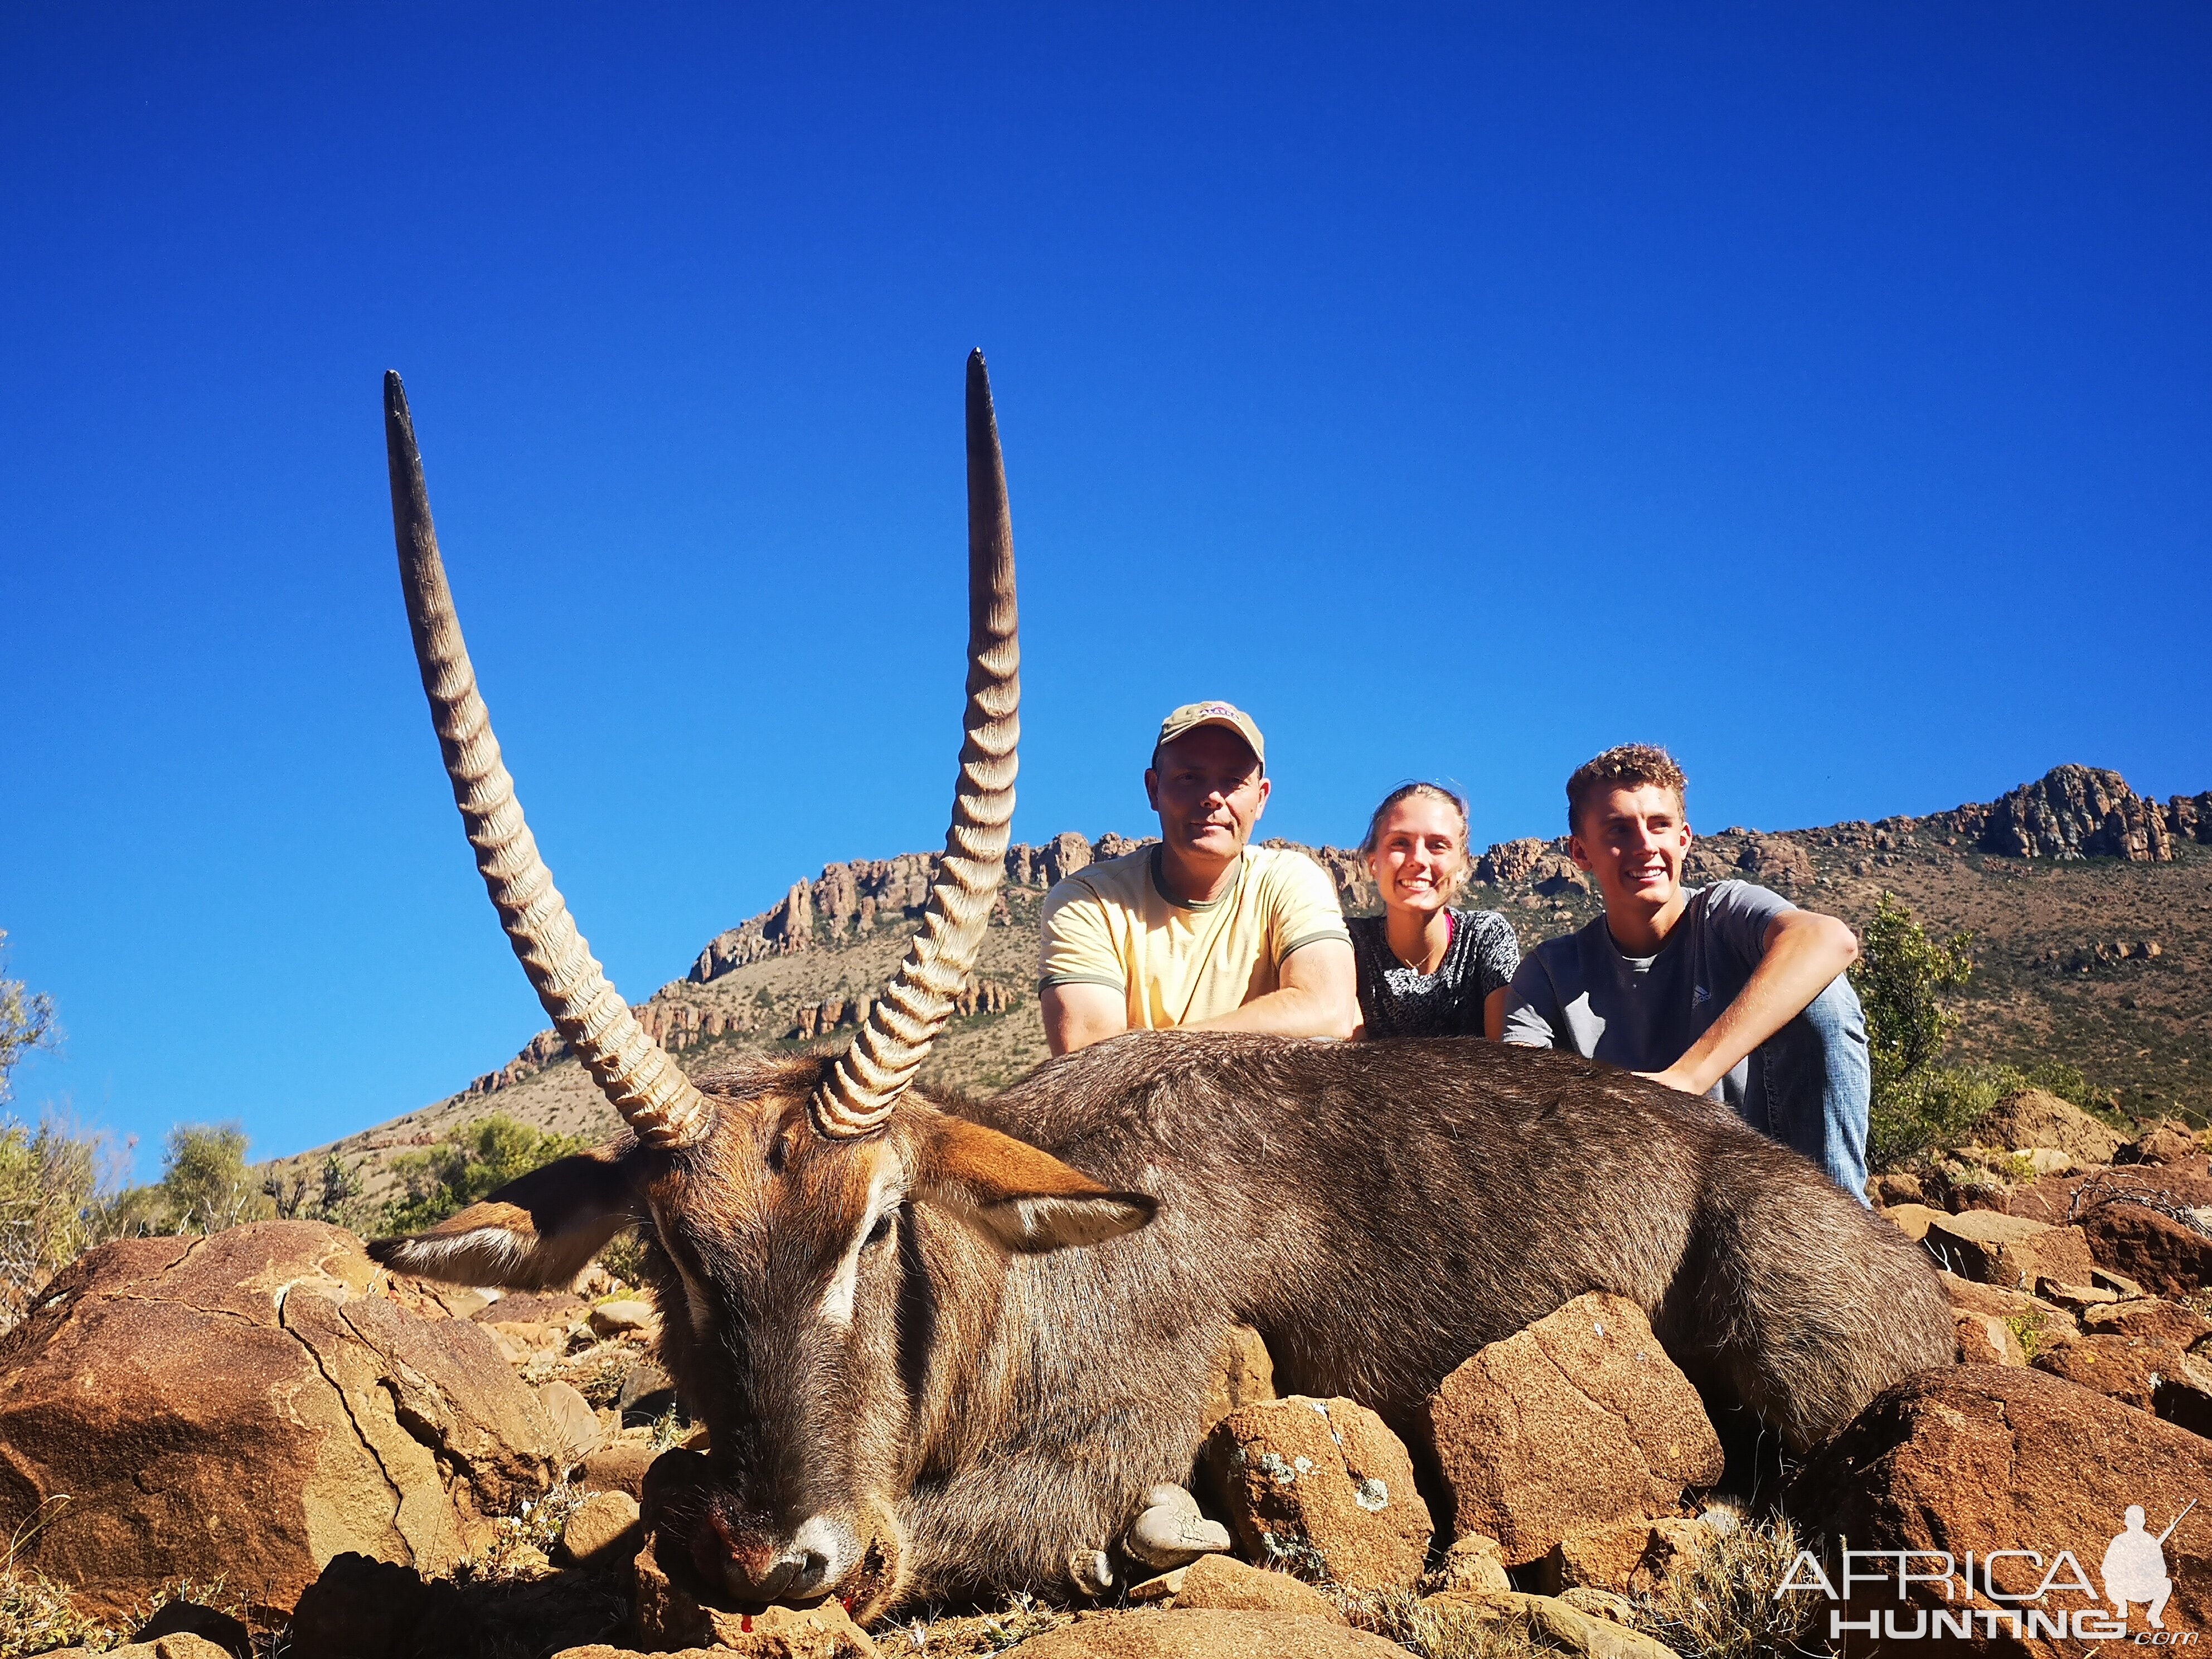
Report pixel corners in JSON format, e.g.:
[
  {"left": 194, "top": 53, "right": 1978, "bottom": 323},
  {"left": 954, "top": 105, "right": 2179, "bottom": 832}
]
[{"left": 1039, "top": 701, "right": 1357, "bottom": 1055}]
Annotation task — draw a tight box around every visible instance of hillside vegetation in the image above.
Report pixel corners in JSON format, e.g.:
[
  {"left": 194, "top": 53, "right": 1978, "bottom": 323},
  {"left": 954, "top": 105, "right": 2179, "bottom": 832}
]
[{"left": 258, "top": 764, "right": 2211, "bottom": 1209}]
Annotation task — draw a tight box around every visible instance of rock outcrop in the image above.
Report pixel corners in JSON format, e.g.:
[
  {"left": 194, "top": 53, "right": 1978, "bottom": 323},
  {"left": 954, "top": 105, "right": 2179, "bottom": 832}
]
[
  {"left": 1971, "top": 1088, "right": 2128, "bottom": 1166},
  {"left": 1968, "top": 764, "right": 2174, "bottom": 863},
  {"left": 0, "top": 1224, "right": 557, "bottom": 1620},
  {"left": 1422, "top": 1293, "right": 1723, "bottom": 1566},
  {"left": 1204, "top": 1396, "right": 1432, "bottom": 1590},
  {"left": 1785, "top": 1366, "right": 2212, "bottom": 1653}
]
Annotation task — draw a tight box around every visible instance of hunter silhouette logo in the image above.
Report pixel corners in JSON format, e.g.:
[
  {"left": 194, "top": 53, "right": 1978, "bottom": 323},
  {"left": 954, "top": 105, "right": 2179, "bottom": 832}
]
[
  {"left": 1777, "top": 1500, "right": 2198, "bottom": 1643},
  {"left": 2106, "top": 1501, "right": 2193, "bottom": 1631}
]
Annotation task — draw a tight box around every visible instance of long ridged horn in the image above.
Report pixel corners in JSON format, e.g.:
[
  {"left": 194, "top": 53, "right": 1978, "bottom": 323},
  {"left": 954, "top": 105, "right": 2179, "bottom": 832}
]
[
  {"left": 811, "top": 351, "right": 1019, "bottom": 1137},
  {"left": 385, "top": 372, "right": 710, "bottom": 1149}
]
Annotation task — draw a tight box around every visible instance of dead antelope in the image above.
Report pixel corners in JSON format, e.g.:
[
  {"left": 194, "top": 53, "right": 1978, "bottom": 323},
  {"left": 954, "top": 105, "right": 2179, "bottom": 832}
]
[{"left": 371, "top": 356, "right": 1956, "bottom": 1621}]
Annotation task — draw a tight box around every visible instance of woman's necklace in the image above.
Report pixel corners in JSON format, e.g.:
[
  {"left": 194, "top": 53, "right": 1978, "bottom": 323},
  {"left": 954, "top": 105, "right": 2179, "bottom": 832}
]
[{"left": 1389, "top": 909, "right": 1453, "bottom": 977}]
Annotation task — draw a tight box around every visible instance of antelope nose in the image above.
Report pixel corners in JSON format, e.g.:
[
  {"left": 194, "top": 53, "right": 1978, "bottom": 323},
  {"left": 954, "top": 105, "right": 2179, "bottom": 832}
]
[{"left": 785, "top": 1515, "right": 856, "bottom": 1596}]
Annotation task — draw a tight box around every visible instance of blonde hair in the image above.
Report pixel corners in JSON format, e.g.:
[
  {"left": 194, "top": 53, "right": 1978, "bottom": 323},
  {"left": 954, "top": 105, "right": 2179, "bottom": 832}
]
[{"left": 1361, "top": 782, "right": 1473, "bottom": 900}]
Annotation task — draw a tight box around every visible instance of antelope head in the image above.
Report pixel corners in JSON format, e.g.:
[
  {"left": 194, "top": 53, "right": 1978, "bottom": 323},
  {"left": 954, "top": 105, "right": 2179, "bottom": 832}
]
[{"left": 370, "top": 356, "right": 1155, "bottom": 1618}]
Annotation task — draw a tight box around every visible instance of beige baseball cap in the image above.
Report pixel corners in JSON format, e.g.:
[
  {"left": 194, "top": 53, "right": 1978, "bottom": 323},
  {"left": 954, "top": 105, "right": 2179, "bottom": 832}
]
[{"left": 1152, "top": 700, "right": 1266, "bottom": 771}]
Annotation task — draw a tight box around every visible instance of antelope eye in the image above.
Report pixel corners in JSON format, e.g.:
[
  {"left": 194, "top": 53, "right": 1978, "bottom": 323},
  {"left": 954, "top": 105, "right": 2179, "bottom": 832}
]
[{"left": 864, "top": 1208, "right": 897, "bottom": 1247}]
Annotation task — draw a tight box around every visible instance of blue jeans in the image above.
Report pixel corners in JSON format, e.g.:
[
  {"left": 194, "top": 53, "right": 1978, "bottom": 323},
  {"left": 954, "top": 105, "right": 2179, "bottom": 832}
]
[{"left": 1736, "top": 976, "right": 1872, "bottom": 1204}]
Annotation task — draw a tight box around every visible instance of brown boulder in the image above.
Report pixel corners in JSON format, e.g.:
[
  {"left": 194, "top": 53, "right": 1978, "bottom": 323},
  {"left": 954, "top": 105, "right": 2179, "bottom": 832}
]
[
  {"left": 288, "top": 1551, "right": 628, "bottom": 1659},
  {"left": 45, "top": 1639, "right": 234, "bottom": 1659},
  {"left": 561, "top": 1490, "right": 643, "bottom": 1566},
  {"left": 1784, "top": 1365, "right": 2212, "bottom": 1652},
  {"left": 1433, "top": 1532, "right": 1512, "bottom": 1592},
  {"left": 1200, "top": 1323, "right": 1276, "bottom": 1432},
  {"left": 1417, "top": 1589, "right": 1680, "bottom": 1659},
  {"left": 1422, "top": 1292, "right": 1722, "bottom": 1566},
  {"left": 1545, "top": 1516, "right": 1711, "bottom": 1598},
  {"left": 1881, "top": 1202, "right": 1944, "bottom": 1241},
  {"left": 2032, "top": 1332, "right": 2186, "bottom": 1412},
  {"left": 2117, "top": 1123, "right": 2206, "bottom": 1170},
  {"left": 1922, "top": 1210, "right": 2095, "bottom": 1289},
  {"left": 1204, "top": 1395, "right": 1431, "bottom": 1589},
  {"left": 0, "top": 1224, "right": 556, "bottom": 1621},
  {"left": 1165, "top": 1553, "right": 1345, "bottom": 1621},
  {"left": 2081, "top": 1297, "right": 2211, "bottom": 1347},
  {"left": 1971, "top": 1090, "right": 2126, "bottom": 1165},
  {"left": 1005, "top": 1609, "right": 1406, "bottom": 1658},
  {"left": 580, "top": 1440, "right": 660, "bottom": 1500},
  {"left": 131, "top": 1602, "right": 251, "bottom": 1659},
  {"left": 2011, "top": 1169, "right": 2212, "bottom": 1296}
]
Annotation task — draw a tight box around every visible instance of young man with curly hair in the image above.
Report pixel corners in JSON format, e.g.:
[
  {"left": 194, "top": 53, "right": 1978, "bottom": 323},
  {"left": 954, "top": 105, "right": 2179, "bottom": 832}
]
[{"left": 1501, "top": 744, "right": 1871, "bottom": 1200}]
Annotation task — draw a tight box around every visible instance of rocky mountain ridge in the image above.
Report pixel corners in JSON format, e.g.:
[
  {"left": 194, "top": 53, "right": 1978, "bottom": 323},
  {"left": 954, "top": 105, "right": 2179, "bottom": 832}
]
[{"left": 264, "top": 765, "right": 2211, "bottom": 1206}]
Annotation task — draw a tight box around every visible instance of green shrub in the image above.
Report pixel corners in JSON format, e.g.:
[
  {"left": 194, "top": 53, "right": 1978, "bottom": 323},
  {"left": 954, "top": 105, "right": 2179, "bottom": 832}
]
[
  {"left": 159, "top": 1122, "right": 272, "bottom": 1234},
  {"left": 0, "top": 932, "right": 57, "bottom": 1111},
  {"left": 0, "top": 1117, "right": 134, "bottom": 1331},
  {"left": 379, "top": 1115, "right": 593, "bottom": 1235},
  {"left": 1851, "top": 895, "right": 2106, "bottom": 1168}
]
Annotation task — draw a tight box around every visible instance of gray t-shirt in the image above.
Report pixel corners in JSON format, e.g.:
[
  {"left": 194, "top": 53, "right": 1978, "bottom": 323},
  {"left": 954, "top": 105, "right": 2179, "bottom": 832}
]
[{"left": 1499, "top": 881, "right": 1794, "bottom": 1108}]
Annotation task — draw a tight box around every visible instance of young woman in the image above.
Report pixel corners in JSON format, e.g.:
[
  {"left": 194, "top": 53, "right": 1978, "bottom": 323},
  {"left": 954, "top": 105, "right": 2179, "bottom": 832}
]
[{"left": 1347, "top": 782, "right": 1521, "bottom": 1040}]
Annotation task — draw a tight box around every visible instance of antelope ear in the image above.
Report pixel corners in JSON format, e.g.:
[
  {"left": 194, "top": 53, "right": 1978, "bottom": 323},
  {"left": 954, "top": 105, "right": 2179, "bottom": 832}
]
[
  {"left": 368, "top": 1146, "right": 639, "bottom": 1291},
  {"left": 918, "top": 1116, "right": 1157, "bottom": 1253}
]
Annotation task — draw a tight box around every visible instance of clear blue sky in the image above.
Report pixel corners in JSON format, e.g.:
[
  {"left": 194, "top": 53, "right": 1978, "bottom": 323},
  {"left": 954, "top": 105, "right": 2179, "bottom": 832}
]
[{"left": 3, "top": 6, "right": 2206, "bottom": 1180}]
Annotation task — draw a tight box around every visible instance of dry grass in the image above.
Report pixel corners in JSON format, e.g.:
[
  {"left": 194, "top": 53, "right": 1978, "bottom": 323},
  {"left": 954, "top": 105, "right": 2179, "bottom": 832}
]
[
  {"left": 454, "top": 1478, "right": 589, "bottom": 1585},
  {"left": 1636, "top": 1514, "right": 1826, "bottom": 1659},
  {"left": 1335, "top": 1585, "right": 1559, "bottom": 1659},
  {"left": 880, "top": 1592, "right": 1076, "bottom": 1655}
]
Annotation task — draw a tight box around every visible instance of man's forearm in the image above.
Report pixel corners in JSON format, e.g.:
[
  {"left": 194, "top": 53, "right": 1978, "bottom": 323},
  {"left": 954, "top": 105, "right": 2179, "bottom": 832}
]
[
  {"left": 1651, "top": 914, "right": 1859, "bottom": 1096},
  {"left": 1186, "top": 984, "right": 1355, "bottom": 1040}
]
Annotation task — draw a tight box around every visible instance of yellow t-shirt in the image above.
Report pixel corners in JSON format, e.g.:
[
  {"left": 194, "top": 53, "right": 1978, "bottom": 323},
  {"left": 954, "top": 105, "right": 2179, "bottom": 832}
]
[{"left": 1038, "top": 845, "right": 1351, "bottom": 1030}]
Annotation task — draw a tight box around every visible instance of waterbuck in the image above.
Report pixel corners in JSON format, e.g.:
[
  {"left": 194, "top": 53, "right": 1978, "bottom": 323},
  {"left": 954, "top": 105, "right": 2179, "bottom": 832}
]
[{"left": 370, "top": 355, "right": 1956, "bottom": 1622}]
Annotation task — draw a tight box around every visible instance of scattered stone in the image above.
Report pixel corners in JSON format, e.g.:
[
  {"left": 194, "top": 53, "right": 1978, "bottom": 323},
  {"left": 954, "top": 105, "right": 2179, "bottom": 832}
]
[
  {"left": 542, "top": 1379, "right": 603, "bottom": 1458},
  {"left": 1880, "top": 1202, "right": 1944, "bottom": 1241},
  {"left": 288, "top": 1551, "right": 624, "bottom": 1659},
  {"left": 617, "top": 1357, "right": 675, "bottom": 1415},
  {"left": 1971, "top": 1089, "right": 2126, "bottom": 1166},
  {"left": 1784, "top": 1365, "right": 2212, "bottom": 1636},
  {"left": 1953, "top": 1311, "right": 2026, "bottom": 1367},
  {"left": 1936, "top": 1269, "right": 2057, "bottom": 1321},
  {"left": 1867, "top": 1172, "right": 1925, "bottom": 1207},
  {"left": 580, "top": 1441, "right": 661, "bottom": 1500},
  {"left": 473, "top": 1290, "right": 588, "bottom": 1327},
  {"left": 45, "top": 1638, "right": 235, "bottom": 1659},
  {"left": 1163, "top": 1553, "right": 1345, "bottom": 1621},
  {"left": 132, "top": 1602, "right": 251, "bottom": 1659},
  {"left": 1005, "top": 1609, "right": 1407, "bottom": 1658},
  {"left": 1431, "top": 1532, "right": 1512, "bottom": 1593},
  {"left": 559, "top": 1597, "right": 875, "bottom": 1658},
  {"left": 589, "top": 1300, "right": 661, "bottom": 1340},
  {"left": 2118, "top": 1124, "right": 2205, "bottom": 1168},
  {"left": 1418, "top": 1589, "right": 1680, "bottom": 1659},
  {"left": 2082, "top": 1297, "right": 2211, "bottom": 1347},
  {"left": 1201, "top": 1325, "right": 1276, "bottom": 1430},
  {"left": 1205, "top": 1395, "right": 1432, "bottom": 1589},
  {"left": 1422, "top": 1292, "right": 1723, "bottom": 1566},
  {"left": 561, "top": 1490, "right": 642, "bottom": 1566},
  {"left": 1125, "top": 1566, "right": 1189, "bottom": 1603},
  {"left": 1922, "top": 1210, "right": 2096, "bottom": 1289},
  {"left": 2034, "top": 1277, "right": 2118, "bottom": 1308},
  {"left": 2007, "top": 1163, "right": 2212, "bottom": 1297},
  {"left": 2034, "top": 1331, "right": 2190, "bottom": 1411},
  {"left": 0, "top": 1224, "right": 556, "bottom": 1621},
  {"left": 1545, "top": 1516, "right": 1710, "bottom": 1598},
  {"left": 2156, "top": 1351, "right": 2212, "bottom": 1439}
]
